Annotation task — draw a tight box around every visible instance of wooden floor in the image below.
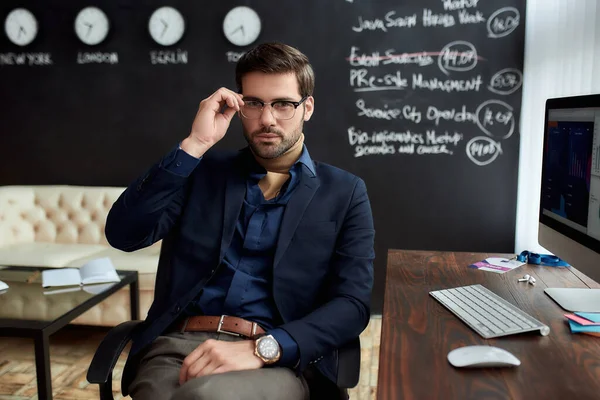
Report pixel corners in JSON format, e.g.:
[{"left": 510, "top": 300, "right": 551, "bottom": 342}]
[{"left": 0, "top": 316, "right": 381, "bottom": 400}]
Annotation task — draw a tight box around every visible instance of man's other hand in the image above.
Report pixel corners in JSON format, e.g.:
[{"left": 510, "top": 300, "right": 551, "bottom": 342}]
[{"left": 178, "top": 339, "right": 264, "bottom": 385}]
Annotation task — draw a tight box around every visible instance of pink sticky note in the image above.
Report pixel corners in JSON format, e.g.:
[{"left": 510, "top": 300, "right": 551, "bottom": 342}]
[{"left": 564, "top": 314, "right": 600, "bottom": 326}]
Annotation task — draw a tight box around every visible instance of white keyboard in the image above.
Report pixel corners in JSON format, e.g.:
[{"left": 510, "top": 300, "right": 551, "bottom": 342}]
[{"left": 430, "top": 284, "right": 550, "bottom": 339}]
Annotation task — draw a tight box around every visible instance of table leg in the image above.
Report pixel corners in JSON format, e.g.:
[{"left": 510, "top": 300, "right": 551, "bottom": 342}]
[
  {"left": 34, "top": 332, "right": 52, "bottom": 400},
  {"left": 130, "top": 276, "right": 140, "bottom": 320}
]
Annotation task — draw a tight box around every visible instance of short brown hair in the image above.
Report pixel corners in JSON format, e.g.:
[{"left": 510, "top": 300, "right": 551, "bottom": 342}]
[{"left": 235, "top": 42, "right": 315, "bottom": 98}]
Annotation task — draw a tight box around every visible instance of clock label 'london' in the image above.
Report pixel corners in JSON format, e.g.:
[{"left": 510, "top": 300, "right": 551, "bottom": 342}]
[{"left": 77, "top": 52, "right": 118, "bottom": 64}]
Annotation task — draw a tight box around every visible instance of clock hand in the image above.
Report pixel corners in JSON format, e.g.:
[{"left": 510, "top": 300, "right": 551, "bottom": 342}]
[
  {"left": 85, "top": 22, "right": 93, "bottom": 37},
  {"left": 240, "top": 25, "right": 245, "bottom": 37},
  {"left": 18, "top": 26, "right": 26, "bottom": 38},
  {"left": 228, "top": 25, "right": 242, "bottom": 36},
  {"left": 160, "top": 19, "right": 169, "bottom": 37}
]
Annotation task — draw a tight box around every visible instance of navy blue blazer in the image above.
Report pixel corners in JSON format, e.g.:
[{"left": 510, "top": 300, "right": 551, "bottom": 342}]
[{"left": 105, "top": 146, "right": 375, "bottom": 382}]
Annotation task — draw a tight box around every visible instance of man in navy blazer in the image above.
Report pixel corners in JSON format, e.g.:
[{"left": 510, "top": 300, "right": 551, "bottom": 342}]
[{"left": 105, "top": 42, "right": 375, "bottom": 400}]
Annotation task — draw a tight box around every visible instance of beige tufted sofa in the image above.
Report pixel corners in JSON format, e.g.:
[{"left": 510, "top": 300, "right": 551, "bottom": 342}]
[{"left": 0, "top": 185, "right": 160, "bottom": 326}]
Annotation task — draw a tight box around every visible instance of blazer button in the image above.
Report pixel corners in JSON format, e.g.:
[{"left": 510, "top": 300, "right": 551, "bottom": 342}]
[{"left": 174, "top": 305, "right": 181, "bottom": 313}]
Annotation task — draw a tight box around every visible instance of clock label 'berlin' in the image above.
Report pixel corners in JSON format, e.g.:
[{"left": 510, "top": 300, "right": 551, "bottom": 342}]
[{"left": 150, "top": 49, "right": 188, "bottom": 65}]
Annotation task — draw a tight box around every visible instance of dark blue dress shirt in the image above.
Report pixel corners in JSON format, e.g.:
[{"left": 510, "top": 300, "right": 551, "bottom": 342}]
[{"left": 160, "top": 143, "right": 316, "bottom": 368}]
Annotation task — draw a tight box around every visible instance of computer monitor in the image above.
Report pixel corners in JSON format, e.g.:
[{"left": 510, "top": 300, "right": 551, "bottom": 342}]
[{"left": 539, "top": 94, "right": 600, "bottom": 283}]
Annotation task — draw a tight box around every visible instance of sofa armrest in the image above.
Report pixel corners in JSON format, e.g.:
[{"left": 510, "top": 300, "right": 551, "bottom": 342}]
[
  {"left": 337, "top": 337, "right": 361, "bottom": 389},
  {"left": 87, "top": 320, "right": 143, "bottom": 400}
]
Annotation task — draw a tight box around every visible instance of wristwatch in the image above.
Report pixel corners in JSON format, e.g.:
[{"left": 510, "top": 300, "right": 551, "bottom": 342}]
[{"left": 254, "top": 334, "right": 281, "bottom": 364}]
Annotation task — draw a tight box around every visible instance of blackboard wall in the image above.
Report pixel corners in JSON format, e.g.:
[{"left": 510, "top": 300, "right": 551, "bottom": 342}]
[{"left": 0, "top": 0, "right": 526, "bottom": 313}]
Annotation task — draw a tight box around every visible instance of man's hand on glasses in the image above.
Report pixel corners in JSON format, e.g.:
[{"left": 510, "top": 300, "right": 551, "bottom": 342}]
[{"left": 181, "top": 87, "right": 244, "bottom": 158}]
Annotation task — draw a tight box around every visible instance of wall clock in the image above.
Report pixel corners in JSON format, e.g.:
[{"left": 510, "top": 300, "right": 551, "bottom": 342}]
[
  {"left": 4, "top": 8, "right": 38, "bottom": 46},
  {"left": 74, "top": 6, "right": 110, "bottom": 46},
  {"left": 148, "top": 6, "right": 185, "bottom": 46},
  {"left": 223, "top": 6, "right": 261, "bottom": 47}
]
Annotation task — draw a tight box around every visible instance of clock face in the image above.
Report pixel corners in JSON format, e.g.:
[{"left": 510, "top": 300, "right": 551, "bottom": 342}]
[
  {"left": 4, "top": 8, "right": 38, "bottom": 46},
  {"left": 148, "top": 6, "right": 185, "bottom": 46},
  {"left": 74, "top": 7, "right": 110, "bottom": 46},
  {"left": 223, "top": 6, "right": 261, "bottom": 47}
]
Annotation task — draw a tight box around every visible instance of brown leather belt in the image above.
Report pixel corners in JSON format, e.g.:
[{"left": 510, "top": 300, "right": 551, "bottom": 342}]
[{"left": 174, "top": 315, "right": 265, "bottom": 338}]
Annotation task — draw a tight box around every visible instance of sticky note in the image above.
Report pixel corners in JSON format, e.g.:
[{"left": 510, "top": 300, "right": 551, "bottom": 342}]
[{"left": 575, "top": 312, "right": 600, "bottom": 323}]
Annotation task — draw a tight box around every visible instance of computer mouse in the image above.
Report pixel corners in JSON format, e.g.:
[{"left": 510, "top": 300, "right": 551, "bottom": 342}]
[
  {"left": 447, "top": 345, "right": 520, "bottom": 368},
  {"left": 0, "top": 280, "right": 8, "bottom": 292}
]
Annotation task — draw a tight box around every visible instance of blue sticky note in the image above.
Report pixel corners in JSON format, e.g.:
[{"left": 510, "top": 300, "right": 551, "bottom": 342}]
[
  {"left": 575, "top": 312, "right": 600, "bottom": 323},
  {"left": 569, "top": 320, "right": 600, "bottom": 333}
]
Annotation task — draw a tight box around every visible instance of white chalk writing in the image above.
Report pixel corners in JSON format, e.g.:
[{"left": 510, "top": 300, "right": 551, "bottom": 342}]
[
  {"left": 427, "top": 105, "right": 477, "bottom": 126},
  {"left": 442, "top": 0, "right": 479, "bottom": 11},
  {"left": 412, "top": 73, "right": 483, "bottom": 92},
  {"left": 487, "top": 7, "right": 520, "bottom": 38},
  {"left": 423, "top": 9, "right": 455, "bottom": 28},
  {"left": 150, "top": 49, "right": 188, "bottom": 65},
  {"left": 348, "top": 126, "right": 463, "bottom": 157},
  {"left": 347, "top": 46, "right": 434, "bottom": 67},
  {"left": 475, "top": 99, "right": 515, "bottom": 139},
  {"left": 458, "top": 9, "right": 485, "bottom": 24},
  {"left": 350, "top": 69, "right": 408, "bottom": 92},
  {"left": 0, "top": 53, "right": 53, "bottom": 66},
  {"left": 356, "top": 99, "right": 402, "bottom": 120},
  {"left": 77, "top": 52, "right": 118, "bottom": 64},
  {"left": 351, "top": 11, "right": 417, "bottom": 33},
  {"left": 488, "top": 68, "right": 523, "bottom": 95},
  {"left": 466, "top": 136, "right": 503, "bottom": 166},
  {"left": 438, "top": 40, "right": 478, "bottom": 75},
  {"left": 383, "top": 50, "right": 434, "bottom": 67},
  {"left": 403, "top": 106, "right": 422, "bottom": 124}
]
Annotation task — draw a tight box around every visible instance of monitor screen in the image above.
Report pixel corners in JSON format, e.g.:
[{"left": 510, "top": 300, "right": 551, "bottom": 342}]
[{"left": 539, "top": 95, "right": 600, "bottom": 281}]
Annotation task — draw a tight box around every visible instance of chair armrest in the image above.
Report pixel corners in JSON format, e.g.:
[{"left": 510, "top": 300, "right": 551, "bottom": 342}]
[
  {"left": 87, "top": 320, "right": 143, "bottom": 384},
  {"left": 336, "top": 337, "right": 361, "bottom": 388}
]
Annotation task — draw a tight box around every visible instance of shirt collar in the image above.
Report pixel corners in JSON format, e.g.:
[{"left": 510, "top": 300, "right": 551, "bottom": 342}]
[
  {"left": 296, "top": 145, "right": 316, "bottom": 177},
  {"left": 244, "top": 144, "right": 316, "bottom": 177}
]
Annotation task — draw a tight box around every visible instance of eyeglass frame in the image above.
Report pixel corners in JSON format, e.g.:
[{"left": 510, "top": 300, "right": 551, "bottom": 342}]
[{"left": 239, "top": 95, "right": 309, "bottom": 120}]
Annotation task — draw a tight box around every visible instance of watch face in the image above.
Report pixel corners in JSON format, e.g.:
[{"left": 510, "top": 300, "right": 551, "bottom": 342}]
[
  {"left": 257, "top": 336, "right": 280, "bottom": 360},
  {"left": 5, "top": 8, "right": 38, "bottom": 46},
  {"left": 148, "top": 6, "right": 185, "bottom": 46},
  {"left": 74, "top": 7, "right": 110, "bottom": 45},
  {"left": 223, "top": 6, "right": 261, "bottom": 47}
]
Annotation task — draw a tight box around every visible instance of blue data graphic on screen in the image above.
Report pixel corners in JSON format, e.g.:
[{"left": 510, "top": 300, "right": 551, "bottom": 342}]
[{"left": 542, "top": 121, "right": 593, "bottom": 228}]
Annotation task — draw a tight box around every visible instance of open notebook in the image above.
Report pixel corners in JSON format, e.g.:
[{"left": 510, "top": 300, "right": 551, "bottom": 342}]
[{"left": 42, "top": 257, "right": 120, "bottom": 294}]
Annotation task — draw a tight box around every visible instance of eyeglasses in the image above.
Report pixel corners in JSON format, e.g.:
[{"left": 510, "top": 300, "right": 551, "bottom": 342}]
[{"left": 240, "top": 96, "right": 308, "bottom": 120}]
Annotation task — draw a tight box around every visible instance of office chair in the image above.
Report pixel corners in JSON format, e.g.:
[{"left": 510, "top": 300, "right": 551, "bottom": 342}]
[{"left": 86, "top": 234, "right": 361, "bottom": 400}]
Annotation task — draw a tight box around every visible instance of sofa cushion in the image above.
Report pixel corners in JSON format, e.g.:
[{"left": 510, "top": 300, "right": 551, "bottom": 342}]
[
  {"left": 0, "top": 242, "right": 107, "bottom": 268},
  {"left": 0, "top": 185, "right": 124, "bottom": 247}
]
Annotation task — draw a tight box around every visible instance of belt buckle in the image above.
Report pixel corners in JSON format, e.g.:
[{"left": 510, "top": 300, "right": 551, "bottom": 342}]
[{"left": 217, "top": 315, "right": 243, "bottom": 337}]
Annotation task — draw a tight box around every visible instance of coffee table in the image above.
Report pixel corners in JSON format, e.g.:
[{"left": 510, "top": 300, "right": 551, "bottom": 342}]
[{"left": 0, "top": 266, "right": 139, "bottom": 400}]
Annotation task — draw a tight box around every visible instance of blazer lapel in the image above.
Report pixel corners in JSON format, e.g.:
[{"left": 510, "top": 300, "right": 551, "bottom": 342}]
[
  {"left": 219, "top": 157, "right": 247, "bottom": 261},
  {"left": 274, "top": 172, "right": 320, "bottom": 268}
]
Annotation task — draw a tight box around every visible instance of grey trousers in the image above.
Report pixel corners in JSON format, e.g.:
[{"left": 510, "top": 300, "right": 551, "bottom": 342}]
[{"left": 128, "top": 331, "right": 310, "bottom": 400}]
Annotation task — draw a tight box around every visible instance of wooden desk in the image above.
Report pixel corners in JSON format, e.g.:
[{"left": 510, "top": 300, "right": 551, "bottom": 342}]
[{"left": 377, "top": 251, "right": 600, "bottom": 400}]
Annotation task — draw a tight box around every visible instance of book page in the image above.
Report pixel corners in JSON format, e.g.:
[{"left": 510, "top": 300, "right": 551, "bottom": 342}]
[
  {"left": 80, "top": 257, "right": 120, "bottom": 285},
  {"left": 82, "top": 282, "right": 116, "bottom": 295},
  {"left": 41, "top": 268, "right": 82, "bottom": 288},
  {"left": 43, "top": 286, "right": 82, "bottom": 295}
]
